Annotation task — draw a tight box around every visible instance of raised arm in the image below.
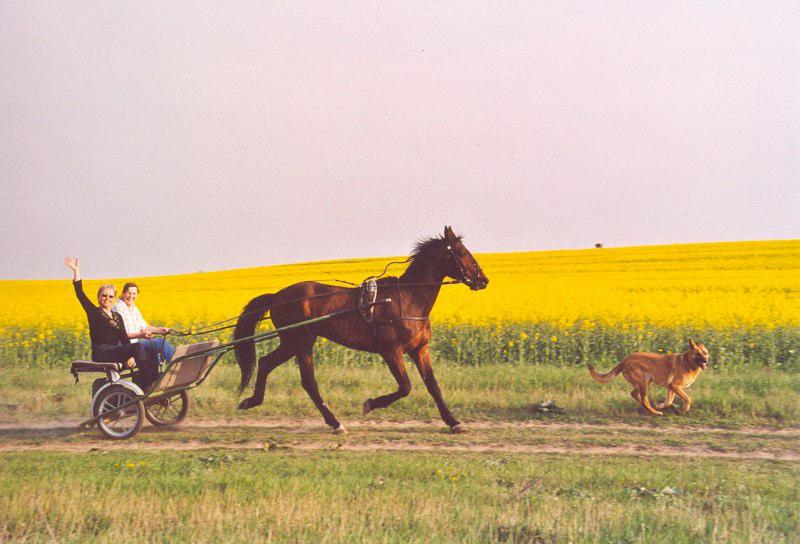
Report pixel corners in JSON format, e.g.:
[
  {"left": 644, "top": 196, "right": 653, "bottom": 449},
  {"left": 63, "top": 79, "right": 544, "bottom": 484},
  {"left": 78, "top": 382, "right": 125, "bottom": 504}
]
[
  {"left": 64, "top": 256, "right": 80, "bottom": 282},
  {"left": 65, "top": 256, "right": 94, "bottom": 314}
]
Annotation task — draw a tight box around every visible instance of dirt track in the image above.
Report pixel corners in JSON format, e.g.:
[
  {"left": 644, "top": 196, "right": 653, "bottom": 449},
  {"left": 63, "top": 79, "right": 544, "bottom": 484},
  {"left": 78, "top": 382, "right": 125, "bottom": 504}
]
[
  {"left": 1, "top": 418, "right": 799, "bottom": 461},
  {"left": 3, "top": 417, "right": 800, "bottom": 434}
]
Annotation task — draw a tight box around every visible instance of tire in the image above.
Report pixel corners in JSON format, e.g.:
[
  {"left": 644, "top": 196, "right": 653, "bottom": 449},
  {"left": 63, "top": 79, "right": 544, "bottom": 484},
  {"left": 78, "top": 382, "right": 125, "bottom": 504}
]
[
  {"left": 145, "top": 390, "right": 190, "bottom": 426},
  {"left": 92, "top": 384, "right": 144, "bottom": 439}
]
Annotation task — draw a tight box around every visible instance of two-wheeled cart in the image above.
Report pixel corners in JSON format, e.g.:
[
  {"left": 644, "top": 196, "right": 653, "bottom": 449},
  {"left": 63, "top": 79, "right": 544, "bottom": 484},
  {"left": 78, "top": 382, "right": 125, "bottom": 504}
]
[{"left": 70, "top": 304, "right": 385, "bottom": 439}]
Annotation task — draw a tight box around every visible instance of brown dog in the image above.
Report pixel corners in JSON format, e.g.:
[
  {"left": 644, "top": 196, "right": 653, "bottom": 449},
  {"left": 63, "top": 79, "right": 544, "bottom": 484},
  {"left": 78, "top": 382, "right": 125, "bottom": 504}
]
[{"left": 588, "top": 340, "right": 709, "bottom": 415}]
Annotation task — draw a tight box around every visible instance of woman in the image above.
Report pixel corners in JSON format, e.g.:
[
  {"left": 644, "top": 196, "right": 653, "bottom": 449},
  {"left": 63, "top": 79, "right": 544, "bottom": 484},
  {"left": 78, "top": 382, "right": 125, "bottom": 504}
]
[
  {"left": 64, "top": 256, "right": 159, "bottom": 391},
  {"left": 113, "top": 282, "right": 175, "bottom": 363}
]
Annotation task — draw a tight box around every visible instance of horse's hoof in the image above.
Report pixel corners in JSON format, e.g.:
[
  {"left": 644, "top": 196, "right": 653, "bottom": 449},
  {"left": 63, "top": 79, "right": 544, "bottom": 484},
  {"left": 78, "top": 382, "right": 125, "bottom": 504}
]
[
  {"left": 333, "top": 425, "right": 348, "bottom": 435},
  {"left": 238, "top": 397, "right": 258, "bottom": 410},
  {"left": 450, "top": 424, "right": 467, "bottom": 434},
  {"left": 362, "top": 399, "right": 372, "bottom": 415}
]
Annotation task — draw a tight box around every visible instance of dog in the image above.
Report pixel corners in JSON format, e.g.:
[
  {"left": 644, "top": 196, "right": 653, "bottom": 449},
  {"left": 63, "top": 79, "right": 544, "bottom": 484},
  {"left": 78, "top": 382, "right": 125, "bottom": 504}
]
[{"left": 587, "top": 340, "right": 709, "bottom": 415}]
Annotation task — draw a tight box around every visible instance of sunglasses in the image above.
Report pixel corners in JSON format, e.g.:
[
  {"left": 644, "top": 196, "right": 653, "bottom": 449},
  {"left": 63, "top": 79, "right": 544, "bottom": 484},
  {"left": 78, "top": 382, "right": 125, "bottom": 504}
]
[{"left": 100, "top": 294, "right": 115, "bottom": 298}]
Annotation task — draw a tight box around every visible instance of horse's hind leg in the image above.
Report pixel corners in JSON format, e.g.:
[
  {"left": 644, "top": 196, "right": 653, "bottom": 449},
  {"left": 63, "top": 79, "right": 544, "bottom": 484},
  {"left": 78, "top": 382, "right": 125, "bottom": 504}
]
[
  {"left": 296, "top": 346, "right": 346, "bottom": 433},
  {"left": 362, "top": 349, "right": 411, "bottom": 416},
  {"left": 408, "top": 345, "right": 462, "bottom": 432},
  {"left": 238, "top": 343, "right": 293, "bottom": 410}
]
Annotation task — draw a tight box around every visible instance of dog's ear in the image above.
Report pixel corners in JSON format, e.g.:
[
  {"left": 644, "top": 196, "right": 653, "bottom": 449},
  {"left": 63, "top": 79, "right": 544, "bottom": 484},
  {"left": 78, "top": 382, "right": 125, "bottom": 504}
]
[{"left": 689, "top": 339, "right": 698, "bottom": 350}]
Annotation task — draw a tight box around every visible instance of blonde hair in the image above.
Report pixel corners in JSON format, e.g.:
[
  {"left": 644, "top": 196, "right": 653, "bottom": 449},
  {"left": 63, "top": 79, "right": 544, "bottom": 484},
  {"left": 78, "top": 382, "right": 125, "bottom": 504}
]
[{"left": 97, "top": 284, "right": 117, "bottom": 299}]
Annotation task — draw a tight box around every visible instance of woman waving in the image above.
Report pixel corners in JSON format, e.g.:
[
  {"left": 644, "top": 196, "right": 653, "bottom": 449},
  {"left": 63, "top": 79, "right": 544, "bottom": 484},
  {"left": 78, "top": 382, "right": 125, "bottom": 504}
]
[{"left": 64, "top": 257, "right": 158, "bottom": 390}]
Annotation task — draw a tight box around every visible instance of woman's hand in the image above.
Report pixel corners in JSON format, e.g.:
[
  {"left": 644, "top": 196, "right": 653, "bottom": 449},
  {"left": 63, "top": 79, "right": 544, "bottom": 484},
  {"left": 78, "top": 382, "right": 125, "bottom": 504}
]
[
  {"left": 125, "top": 357, "right": 136, "bottom": 369},
  {"left": 64, "top": 256, "right": 80, "bottom": 281}
]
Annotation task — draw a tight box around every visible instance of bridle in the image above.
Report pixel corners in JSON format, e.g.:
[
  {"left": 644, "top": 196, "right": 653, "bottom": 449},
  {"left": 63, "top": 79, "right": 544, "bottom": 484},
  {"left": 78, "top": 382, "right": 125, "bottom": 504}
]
[{"left": 446, "top": 244, "right": 476, "bottom": 288}]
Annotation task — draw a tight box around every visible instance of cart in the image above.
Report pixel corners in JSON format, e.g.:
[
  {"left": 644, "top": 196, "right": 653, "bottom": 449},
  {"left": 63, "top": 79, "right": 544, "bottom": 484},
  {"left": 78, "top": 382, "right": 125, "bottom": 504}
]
[{"left": 69, "top": 301, "right": 389, "bottom": 439}]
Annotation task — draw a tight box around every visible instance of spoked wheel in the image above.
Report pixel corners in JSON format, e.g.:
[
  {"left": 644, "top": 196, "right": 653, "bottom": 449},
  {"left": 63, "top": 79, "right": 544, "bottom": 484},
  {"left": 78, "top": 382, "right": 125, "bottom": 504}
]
[
  {"left": 145, "top": 390, "right": 190, "bottom": 426},
  {"left": 92, "top": 384, "right": 144, "bottom": 440}
]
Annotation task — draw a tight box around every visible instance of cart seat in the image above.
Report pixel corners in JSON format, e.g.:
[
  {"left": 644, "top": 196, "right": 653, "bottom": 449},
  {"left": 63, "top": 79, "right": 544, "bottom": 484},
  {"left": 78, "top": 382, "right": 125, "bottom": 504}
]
[
  {"left": 149, "top": 340, "right": 220, "bottom": 393},
  {"left": 70, "top": 361, "right": 124, "bottom": 374}
]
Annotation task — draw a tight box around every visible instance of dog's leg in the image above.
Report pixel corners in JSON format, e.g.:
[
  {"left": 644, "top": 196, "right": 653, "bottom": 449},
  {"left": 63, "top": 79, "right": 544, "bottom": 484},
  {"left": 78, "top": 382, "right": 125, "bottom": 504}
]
[
  {"left": 671, "top": 386, "right": 692, "bottom": 414},
  {"left": 631, "top": 389, "right": 648, "bottom": 414},
  {"left": 639, "top": 383, "right": 663, "bottom": 415},
  {"left": 655, "top": 389, "right": 675, "bottom": 410}
]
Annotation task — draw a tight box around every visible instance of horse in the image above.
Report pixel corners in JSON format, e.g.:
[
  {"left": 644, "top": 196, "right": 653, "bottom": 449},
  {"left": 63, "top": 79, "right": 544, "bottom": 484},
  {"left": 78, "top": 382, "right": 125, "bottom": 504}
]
[{"left": 233, "top": 226, "right": 489, "bottom": 433}]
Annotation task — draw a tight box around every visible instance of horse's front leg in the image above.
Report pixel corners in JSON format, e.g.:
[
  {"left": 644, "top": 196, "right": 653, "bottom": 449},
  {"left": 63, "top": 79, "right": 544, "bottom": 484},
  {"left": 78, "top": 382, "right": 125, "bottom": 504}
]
[
  {"left": 362, "top": 349, "right": 411, "bottom": 415},
  {"left": 408, "top": 344, "right": 463, "bottom": 432}
]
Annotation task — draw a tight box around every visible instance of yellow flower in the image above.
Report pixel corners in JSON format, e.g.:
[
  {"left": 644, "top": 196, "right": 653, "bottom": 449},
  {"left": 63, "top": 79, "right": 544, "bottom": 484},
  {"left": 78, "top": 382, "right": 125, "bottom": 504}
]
[{"left": 0, "top": 240, "right": 797, "bottom": 332}]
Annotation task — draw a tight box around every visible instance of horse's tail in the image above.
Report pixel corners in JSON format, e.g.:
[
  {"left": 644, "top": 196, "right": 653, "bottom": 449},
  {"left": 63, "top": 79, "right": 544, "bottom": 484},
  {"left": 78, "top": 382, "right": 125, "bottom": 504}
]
[
  {"left": 587, "top": 361, "right": 624, "bottom": 384},
  {"left": 233, "top": 293, "right": 275, "bottom": 394}
]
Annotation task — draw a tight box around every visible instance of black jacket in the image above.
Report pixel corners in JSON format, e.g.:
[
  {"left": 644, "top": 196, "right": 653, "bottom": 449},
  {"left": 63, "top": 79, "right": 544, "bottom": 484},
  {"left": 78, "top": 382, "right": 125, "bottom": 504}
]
[{"left": 73, "top": 280, "right": 130, "bottom": 358}]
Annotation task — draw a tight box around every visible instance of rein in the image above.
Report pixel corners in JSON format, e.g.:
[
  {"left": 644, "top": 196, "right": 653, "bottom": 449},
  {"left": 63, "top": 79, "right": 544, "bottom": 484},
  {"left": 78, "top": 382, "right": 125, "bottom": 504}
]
[{"left": 169, "top": 277, "right": 461, "bottom": 337}]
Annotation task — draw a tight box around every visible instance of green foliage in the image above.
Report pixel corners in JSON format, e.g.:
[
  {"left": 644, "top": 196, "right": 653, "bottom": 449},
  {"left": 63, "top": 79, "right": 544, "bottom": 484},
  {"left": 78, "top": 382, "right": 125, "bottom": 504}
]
[{"left": 3, "top": 322, "right": 800, "bottom": 370}]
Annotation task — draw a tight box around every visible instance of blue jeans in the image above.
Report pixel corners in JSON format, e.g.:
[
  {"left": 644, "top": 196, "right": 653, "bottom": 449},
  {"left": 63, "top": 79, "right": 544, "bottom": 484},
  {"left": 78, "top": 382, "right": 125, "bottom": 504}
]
[{"left": 137, "top": 337, "right": 176, "bottom": 364}]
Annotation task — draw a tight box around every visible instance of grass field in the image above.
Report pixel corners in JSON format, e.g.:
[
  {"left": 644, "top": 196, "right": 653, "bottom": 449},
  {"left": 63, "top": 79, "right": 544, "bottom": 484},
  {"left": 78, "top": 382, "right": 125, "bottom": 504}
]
[
  {"left": 2, "top": 363, "right": 799, "bottom": 429},
  {"left": 1, "top": 450, "right": 798, "bottom": 543}
]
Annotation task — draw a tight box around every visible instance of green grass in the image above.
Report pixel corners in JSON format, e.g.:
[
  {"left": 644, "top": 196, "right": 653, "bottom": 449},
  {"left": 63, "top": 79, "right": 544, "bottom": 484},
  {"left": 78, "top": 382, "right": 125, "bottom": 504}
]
[
  {"left": 2, "top": 362, "right": 799, "bottom": 429},
  {"left": 1, "top": 450, "right": 797, "bottom": 543}
]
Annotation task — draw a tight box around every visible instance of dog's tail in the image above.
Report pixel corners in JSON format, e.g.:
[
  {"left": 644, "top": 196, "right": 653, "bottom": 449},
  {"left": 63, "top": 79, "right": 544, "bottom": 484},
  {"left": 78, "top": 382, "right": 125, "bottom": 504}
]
[{"left": 587, "top": 361, "right": 624, "bottom": 384}]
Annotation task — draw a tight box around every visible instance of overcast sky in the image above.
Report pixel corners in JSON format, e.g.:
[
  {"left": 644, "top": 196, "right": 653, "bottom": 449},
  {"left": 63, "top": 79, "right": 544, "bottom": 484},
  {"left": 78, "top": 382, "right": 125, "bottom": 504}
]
[{"left": 1, "top": 1, "right": 798, "bottom": 279}]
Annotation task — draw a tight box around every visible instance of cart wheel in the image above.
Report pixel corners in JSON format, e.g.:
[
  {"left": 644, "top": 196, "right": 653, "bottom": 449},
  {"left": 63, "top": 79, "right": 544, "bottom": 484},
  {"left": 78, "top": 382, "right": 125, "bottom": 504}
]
[
  {"left": 145, "top": 391, "right": 190, "bottom": 426},
  {"left": 92, "top": 384, "right": 144, "bottom": 439}
]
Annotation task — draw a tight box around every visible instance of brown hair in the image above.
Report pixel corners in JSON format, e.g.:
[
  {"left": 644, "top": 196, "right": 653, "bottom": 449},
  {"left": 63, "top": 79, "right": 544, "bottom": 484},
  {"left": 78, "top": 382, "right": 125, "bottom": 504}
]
[{"left": 122, "top": 282, "right": 139, "bottom": 294}]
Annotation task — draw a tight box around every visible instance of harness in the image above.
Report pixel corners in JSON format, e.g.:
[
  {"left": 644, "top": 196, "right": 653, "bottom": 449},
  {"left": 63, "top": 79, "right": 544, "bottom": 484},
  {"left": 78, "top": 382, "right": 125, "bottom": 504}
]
[
  {"left": 174, "top": 245, "right": 467, "bottom": 337},
  {"left": 358, "top": 279, "right": 379, "bottom": 322},
  {"left": 357, "top": 276, "right": 437, "bottom": 325}
]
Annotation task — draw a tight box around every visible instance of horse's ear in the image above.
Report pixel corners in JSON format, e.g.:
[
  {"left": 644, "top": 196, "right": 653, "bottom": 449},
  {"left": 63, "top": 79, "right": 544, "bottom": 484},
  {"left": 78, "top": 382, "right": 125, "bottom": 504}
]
[
  {"left": 444, "top": 225, "right": 455, "bottom": 239},
  {"left": 689, "top": 339, "right": 698, "bottom": 350}
]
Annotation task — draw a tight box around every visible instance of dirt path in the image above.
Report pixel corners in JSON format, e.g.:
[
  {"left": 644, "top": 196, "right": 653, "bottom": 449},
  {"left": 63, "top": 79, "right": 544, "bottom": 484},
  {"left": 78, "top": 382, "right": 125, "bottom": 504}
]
[
  {"left": 1, "top": 438, "right": 799, "bottom": 461},
  {"left": 2, "top": 417, "right": 799, "bottom": 435},
  {"left": 1, "top": 418, "right": 799, "bottom": 461}
]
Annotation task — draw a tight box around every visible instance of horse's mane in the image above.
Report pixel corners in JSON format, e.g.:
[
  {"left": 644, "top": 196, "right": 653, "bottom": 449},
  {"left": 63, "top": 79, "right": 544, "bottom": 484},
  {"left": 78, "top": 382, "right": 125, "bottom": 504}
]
[{"left": 404, "top": 233, "right": 461, "bottom": 276}]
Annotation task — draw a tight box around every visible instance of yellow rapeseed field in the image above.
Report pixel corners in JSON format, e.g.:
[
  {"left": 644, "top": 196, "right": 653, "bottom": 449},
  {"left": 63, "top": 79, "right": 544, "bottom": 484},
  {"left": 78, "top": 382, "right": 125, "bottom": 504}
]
[{"left": 1, "top": 240, "right": 798, "bottom": 338}]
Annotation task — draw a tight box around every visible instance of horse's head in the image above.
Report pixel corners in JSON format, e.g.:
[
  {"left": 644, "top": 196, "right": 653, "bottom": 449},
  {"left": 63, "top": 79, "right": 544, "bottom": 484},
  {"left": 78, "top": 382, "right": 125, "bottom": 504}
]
[{"left": 442, "top": 226, "right": 489, "bottom": 290}]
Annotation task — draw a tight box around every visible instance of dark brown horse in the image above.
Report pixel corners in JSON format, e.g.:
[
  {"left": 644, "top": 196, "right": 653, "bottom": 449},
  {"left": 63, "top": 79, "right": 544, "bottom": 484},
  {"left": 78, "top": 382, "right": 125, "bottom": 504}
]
[{"left": 233, "top": 226, "right": 488, "bottom": 433}]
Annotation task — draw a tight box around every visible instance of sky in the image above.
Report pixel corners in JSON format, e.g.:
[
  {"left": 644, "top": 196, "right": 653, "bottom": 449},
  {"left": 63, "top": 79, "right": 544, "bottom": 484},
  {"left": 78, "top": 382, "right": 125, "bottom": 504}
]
[{"left": 1, "top": 1, "right": 798, "bottom": 279}]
